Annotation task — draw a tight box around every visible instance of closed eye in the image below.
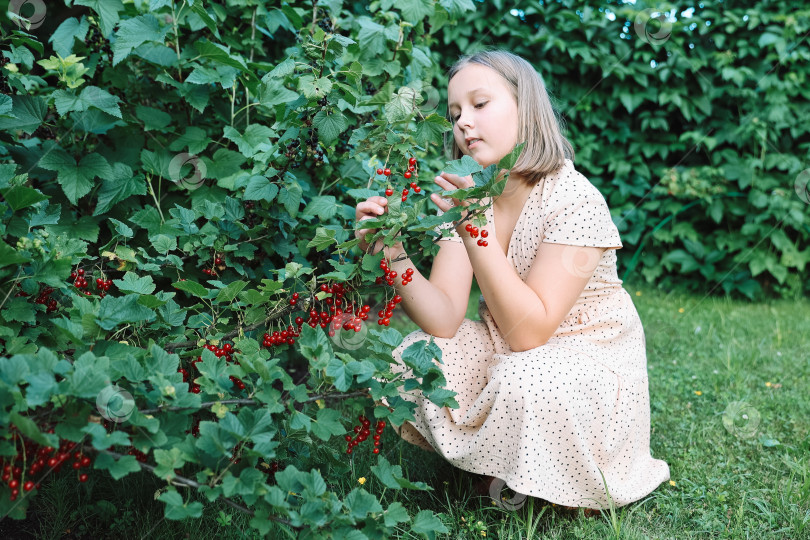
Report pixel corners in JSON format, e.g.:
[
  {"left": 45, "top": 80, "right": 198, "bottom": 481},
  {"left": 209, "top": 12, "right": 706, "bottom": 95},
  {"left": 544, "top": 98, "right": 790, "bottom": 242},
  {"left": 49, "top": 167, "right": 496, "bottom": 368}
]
[{"left": 451, "top": 102, "right": 487, "bottom": 123}]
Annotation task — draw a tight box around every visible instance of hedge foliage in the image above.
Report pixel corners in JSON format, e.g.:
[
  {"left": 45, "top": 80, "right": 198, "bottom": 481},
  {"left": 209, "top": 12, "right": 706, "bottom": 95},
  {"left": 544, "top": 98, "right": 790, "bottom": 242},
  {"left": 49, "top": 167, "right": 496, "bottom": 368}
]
[{"left": 0, "top": 0, "right": 807, "bottom": 536}]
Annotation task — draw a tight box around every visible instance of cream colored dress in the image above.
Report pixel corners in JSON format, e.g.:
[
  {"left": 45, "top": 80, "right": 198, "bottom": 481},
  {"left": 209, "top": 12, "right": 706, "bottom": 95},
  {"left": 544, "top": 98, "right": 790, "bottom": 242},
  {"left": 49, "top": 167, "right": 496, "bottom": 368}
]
[{"left": 382, "top": 159, "right": 670, "bottom": 509}]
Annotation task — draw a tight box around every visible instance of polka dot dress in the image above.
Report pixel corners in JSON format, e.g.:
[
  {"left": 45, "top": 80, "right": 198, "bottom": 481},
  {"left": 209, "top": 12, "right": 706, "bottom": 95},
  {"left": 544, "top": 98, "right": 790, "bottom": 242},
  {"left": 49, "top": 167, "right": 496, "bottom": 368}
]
[{"left": 381, "top": 159, "right": 670, "bottom": 509}]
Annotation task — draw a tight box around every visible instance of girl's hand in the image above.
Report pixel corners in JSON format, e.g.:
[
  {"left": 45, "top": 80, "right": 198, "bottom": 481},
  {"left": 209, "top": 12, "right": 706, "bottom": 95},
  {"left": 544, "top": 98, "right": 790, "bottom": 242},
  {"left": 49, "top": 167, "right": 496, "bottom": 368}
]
[
  {"left": 354, "top": 196, "right": 403, "bottom": 255},
  {"left": 430, "top": 171, "right": 476, "bottom": 217}
]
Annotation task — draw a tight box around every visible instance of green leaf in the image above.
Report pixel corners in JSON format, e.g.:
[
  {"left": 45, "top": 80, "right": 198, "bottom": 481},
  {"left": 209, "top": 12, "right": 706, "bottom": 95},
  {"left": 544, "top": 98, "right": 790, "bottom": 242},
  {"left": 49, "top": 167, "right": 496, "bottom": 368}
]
[
  {"left": 152, "top": 235, "right": 177, "bottom": 254},
  {"left": 303, "top": 195, "right": 338, "bottom": 221},
  {"left": 93, "top": 452, "right": 141, "bottom": 480},
  {"left": 93, "top": 163, "right": 147, "bottom": 216},
  {"left": 75, "top": 0, "right": 124, "bottom": 37},
  {"left": 172, "top": 280, "right": 209, "bottom": 298},
  {"left": 0, "top": 185, "right": 48, "bottom": 212},
  {"left": 9, "top": 413, "right": 58, "bottom": 447},
  {"left": 443, "top": 155, "right": 483, "bottom": 177},
  {"left": 215, "top": 281, "right": 247, "bottom": 304},
  {"left": 385, "top": 86, "right": 421, "bottom": 123},
  {"left": 159, "top": 491, "right": 204, "bottom": 520},
  {"left": 223, "top": 124, "right": 275, "bottom": 158},
  {"left": 38, "top": 149, "right": 113, "bottom": 205},
  {"left": 278, "top": 180, "right": 303, "bottom": 217},
  {"left": 415, "top": 113, "right": 452, "bottom": 146},
  {"left": 383, "top": 501, "right": 411, "bottom": 527},
  {"left": 112, "top": 14, "right": 169, "bottom": 66},
  {"left": 243, "top": 176, "right": 279, "bottom": 202},
  {"left": 96, "top": 295, "right": 157, "bottom": 330},
  {"left": 50, "top": 17, "right": 90, "bottom": 57},
  {"left": 312, "top": 110, "right": 348, "bottom": 145},
  {"left": 497, "top": 141, "right": 526, "bottom": 171},
  {"left": 0, "top": 243, "right": 29, "bottom": 271},
  {"left": 53, "top": 86, "right": 123, "bottom": 119},
  {"left": 412, "top": 510, "right": 449, "bottom": 539},
  {"left": 344, "top": 488, "right": 383, "bottom": 520},
  {"left": 153, "top": 448, "right": 187, "bottom": 481},
  {"left": 370, "top": 455, "right": 432, "bottom": 491},
  {"left": 306, "top": 227, "right": 337, "bottom": 250},
  {"left": 298, "top": 75, "right": 333, "bottom": 100},
  {"left": 2, "top": 297, "right": 36, "bottom": 324},
  {"left": 24, "top": 371, "right": 59, "bottom": 407},
  {"left": 257, "top": 78, "right": 299, "bottom": 107},
  {"left": 311, "top": 408, "right": 345, "bottom": 442},
  {"left": 135, "top": 105, "right": 172, "bottom": 130},
  {"left": 0, "top": 95, "right": 47, "bottom": 134},
  {"left": 113, "top": 272, "right": 156, "bottom": 295},
  {"left": 397, "top": 0, "right": 436, "bottom": 23}
]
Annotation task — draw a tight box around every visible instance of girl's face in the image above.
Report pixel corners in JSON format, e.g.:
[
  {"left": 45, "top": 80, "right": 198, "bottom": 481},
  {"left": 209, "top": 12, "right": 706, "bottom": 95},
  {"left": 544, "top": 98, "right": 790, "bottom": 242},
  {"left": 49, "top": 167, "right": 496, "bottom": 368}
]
[{"left": 448, "top": 63, "right": 519, "bottom": 169}]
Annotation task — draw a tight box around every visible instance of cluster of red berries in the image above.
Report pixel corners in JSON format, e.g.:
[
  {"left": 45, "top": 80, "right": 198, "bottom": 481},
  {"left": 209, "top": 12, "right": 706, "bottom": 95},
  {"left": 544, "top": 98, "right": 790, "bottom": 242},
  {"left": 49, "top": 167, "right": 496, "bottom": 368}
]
[
  {"left": 345, "top": 415, "right": 386, "bottom": 455},
  {"left": 2, "top": 427, "right": 95, "bottom": 502},
  {"left": 381, "top": 157, "right": 420, "bottom": 202},
  {"left": 465, "top": 224, "right": 489, "bottom": 247},
  {"left": 263, "top": 323, "right": 301, "bottom": 348},
  {"left": 259, "top": 459, "right": 281, "bottom": 481},
  {"left": 374, "top": 258, "right": 414, "bottom": 291},
  {"left": 202, "top": 255, "right": 225, "bottom": 276},
  {"left": 15, "top": 283, "right": 59, "bottom": 313},
  {"left": 186, "top": 415, "right": 201, "bottom": 437},
  {"left": 124, "top": 446, "right": 149, "bottom": 463},
  {"left": 68, "top": 269, "right": 114, "bottom": 297},
  {"left": 180, "top": 342, "right": 243, "bottom": 394}
]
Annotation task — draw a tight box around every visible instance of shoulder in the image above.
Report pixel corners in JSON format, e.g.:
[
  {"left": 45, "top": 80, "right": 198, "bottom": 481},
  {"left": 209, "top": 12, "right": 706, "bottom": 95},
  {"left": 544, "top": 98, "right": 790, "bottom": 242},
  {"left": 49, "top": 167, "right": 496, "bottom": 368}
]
[{"left": 542, "top": 160, "right": 605, "bottom": 204}]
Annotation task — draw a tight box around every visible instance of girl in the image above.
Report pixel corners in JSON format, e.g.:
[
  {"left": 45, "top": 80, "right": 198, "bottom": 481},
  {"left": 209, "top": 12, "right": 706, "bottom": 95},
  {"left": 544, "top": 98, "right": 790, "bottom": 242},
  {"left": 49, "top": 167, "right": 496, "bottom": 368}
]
[{"left": 354, "top": 50, "right": 670, "bottom": 514}]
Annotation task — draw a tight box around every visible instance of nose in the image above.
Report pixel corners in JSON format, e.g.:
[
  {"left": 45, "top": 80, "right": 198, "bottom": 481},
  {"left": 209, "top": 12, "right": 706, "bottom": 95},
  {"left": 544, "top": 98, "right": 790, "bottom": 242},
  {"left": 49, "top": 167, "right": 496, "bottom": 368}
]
[{"left": 455, "top": 108, "right": 473, "bottom": 130}]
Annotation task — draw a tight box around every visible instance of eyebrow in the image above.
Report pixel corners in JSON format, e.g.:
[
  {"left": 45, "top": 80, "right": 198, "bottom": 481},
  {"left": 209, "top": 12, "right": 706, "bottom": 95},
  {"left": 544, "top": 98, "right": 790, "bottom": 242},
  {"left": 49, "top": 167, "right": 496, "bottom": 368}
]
[{"left": 448, "top": 88, "right": 489, "bottom": 111}]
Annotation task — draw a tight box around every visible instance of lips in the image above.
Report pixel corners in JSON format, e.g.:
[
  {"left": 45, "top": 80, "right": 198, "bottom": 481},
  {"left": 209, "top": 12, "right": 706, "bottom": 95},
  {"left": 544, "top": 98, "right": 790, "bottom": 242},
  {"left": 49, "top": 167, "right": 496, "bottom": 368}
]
[{"left": 465, "top": 137, "right": 481, "bottom": 149}]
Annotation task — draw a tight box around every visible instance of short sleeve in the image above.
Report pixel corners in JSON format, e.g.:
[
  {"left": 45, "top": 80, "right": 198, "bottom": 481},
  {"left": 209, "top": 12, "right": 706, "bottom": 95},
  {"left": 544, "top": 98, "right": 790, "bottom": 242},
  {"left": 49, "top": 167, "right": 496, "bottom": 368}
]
[
  {"left": 542, "top": 171, "right": 623, "bottom": 249},
  {"left": 433, "top": 206, "right": 464, "bottom": 243}
]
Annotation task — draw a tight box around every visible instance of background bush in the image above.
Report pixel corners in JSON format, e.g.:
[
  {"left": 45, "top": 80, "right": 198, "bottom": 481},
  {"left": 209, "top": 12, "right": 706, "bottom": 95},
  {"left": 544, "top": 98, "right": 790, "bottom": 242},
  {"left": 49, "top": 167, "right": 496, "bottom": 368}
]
[{"left": 0, "top": 0, "right": 807, "bottom": 537}]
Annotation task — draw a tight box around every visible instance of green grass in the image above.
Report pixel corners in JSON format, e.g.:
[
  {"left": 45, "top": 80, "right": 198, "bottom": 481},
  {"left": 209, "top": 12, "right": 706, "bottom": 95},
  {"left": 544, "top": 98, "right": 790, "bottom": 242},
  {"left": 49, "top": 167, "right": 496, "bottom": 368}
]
[{"left": 6, "top": 281, "right": 809, "bottom": 539}]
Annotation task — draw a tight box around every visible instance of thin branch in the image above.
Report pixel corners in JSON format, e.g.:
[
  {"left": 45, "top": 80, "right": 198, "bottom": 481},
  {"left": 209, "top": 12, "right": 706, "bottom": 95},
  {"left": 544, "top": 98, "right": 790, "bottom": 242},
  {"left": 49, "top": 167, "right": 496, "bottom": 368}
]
[
  {"left": 99, "top": 449, "right": 298, "bottom": 529},
  {"left": 138, "top": 391, "right": 369, "bottom": 415}
]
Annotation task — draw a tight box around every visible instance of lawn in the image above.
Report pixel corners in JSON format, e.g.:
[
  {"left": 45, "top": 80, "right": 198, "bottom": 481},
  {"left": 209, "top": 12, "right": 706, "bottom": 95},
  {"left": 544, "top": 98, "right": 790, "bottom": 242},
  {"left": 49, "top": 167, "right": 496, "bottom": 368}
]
[{"left": 4, "top": 280, "right": 808, "bottom": 539}]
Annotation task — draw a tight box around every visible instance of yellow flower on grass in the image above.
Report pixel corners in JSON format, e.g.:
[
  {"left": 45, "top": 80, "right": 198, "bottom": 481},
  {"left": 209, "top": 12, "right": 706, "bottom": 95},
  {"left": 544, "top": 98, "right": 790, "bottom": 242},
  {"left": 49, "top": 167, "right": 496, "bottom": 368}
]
[
  {"left": 358, "top": 477, "right": 366, "bottom": 485},
  {"left": 765, "top": 381, "right": 772, "bottom": 387},
  {"left": 669, "top": 480, "right": 676, "bottom": 486},
  {"left": 694, "top": 391, "right": 702, "bottom": 396},
  {"left": 678, "top": 308, "right": 685, "bottom": 313},
  {"left": 636, "top": 291, "right": 642, "bottom": 296}
]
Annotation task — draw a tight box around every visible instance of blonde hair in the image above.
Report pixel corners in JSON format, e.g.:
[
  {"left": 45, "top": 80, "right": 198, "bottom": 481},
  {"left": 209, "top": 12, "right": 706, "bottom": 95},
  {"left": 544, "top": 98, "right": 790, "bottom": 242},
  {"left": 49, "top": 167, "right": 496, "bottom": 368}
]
[{"left": 444, "top": 50, "right": 574, "bottom": 186}]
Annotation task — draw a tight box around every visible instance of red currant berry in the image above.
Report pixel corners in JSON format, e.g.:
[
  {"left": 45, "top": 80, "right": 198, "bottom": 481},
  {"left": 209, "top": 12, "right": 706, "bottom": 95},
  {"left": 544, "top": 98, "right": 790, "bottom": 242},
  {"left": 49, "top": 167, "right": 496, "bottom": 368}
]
[
  {"left": 404, "top": 171, "right": 412, "bottom": 179},
  {"left": 383, "top": 168, "right": 391, "bottom": 176},
  {"left": 23, "top": 480, "right": 34, "bottom": 492},
  {"left": 408, "top": 157, "right": 417, "bottom": 166},
  {"left": 376, "top": 168, "right": 383, "bottom": 175},
  {"left": 79, "top": 473, "right": 88, "bottom": 482},
  {"left": 414, "top": 186, "right": 421, "bottom": 193},
  {"left": 373, "top": 448, "right": 380, "bottom": 454},
  {"left": 385, "top": 188, "right": 393, "bottom": 196},
  {"left": 401, "top": 196, "right": 407, "bottom": 202},
  {"left": 481, "top": 229, "right": 489, "bottom": 238}
]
